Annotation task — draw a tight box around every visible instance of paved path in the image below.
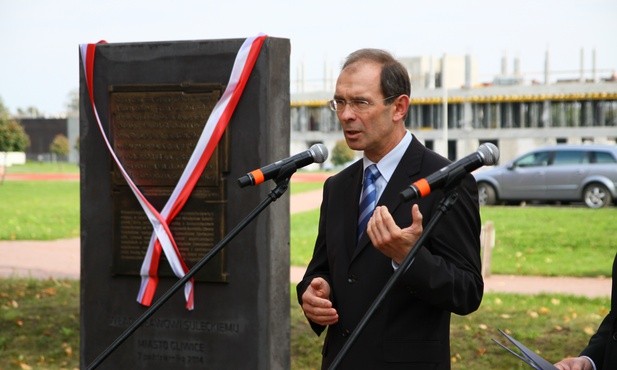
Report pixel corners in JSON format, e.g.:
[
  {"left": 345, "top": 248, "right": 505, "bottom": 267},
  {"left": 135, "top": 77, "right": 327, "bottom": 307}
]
[
  {"left": 0, "top": 173, "right": 612, "bottom": 298},
  {"left": 1, "top": 237, "right": 611, "bottom": 297}
]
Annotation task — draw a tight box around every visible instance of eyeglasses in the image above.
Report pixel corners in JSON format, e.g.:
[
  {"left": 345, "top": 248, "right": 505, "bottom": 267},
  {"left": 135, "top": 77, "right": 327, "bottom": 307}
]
[{"left": 328, "top": 95, "right": 399, "bottom": 113}]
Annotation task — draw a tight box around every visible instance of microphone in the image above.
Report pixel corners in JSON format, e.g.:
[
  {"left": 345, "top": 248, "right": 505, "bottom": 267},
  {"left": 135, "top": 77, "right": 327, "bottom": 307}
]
[
  {"left": 400, "top": 143, "right": 499, "bottom": 201},
  {"left": 237, "top": 143, "right": 329, "bottom": 187}
]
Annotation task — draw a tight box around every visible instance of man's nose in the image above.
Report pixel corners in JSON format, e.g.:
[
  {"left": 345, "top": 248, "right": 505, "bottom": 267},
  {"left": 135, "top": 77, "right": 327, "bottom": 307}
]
[{"left": 338, "top": 104, "right": 356, "bottom": 120}]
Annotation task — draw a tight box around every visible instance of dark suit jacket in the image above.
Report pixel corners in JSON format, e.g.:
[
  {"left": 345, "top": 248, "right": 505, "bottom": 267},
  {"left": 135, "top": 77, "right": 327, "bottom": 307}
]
[
  {"left": 581, "top": 252, "right": 617, "bottom": 370},
  {"left": 297, "top": 136, "right": 484, "bottom": 370}
]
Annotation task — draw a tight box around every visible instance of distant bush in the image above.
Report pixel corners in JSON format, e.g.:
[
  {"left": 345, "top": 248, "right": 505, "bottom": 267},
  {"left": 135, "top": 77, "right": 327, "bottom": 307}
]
[
  {"left": 330, "top": 139, "right": 355, "bottom": 166},
  {"left": 50, "top": 134, "right": 70, "bottom": 160}
]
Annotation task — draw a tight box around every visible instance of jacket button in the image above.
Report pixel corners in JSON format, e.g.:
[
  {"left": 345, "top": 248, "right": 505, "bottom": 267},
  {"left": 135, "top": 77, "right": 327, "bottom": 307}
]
[
  {"left": 347, "top": 275, "right": 357, "bottom": 283},
  {"left": 612, "top": 332, "right": 617, "bottom": 341},
  {"left": 342, "top": 329, "right": 350, "bottom": 337}
]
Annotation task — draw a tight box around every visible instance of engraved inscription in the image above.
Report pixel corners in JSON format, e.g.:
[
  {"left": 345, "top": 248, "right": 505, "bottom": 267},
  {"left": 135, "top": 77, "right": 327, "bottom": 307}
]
[
  {"left": 118, "top": 210, "right": 215, "bottom": 261},
  {"left": 109, "top": 85, "right": 229, "bottom": 282},
  {"left": 112, "top": 191, "right": 226, "bottom": 282},
  {"left": 110, "top": 90, "right": 222, "bottom": 188},
  {"left": 110, "top": 315, "right": 241, "bottom": 363},
  {"left": 136, "top": 339, "right": 206, "bottom": 365},
  {"left": 109, "top": 316, "right": 242, "bottom": 335}
]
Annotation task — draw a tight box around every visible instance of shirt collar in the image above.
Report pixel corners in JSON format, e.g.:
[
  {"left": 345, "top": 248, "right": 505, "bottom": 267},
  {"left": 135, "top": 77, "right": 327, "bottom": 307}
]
[{"left": 362, "top": 131, "right": 412, "bottom": 182}]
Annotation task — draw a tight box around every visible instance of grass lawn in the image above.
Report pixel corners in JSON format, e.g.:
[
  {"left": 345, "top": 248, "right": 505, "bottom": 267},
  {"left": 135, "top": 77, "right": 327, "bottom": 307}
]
[
  {"left": 3, "top": 161, "right": 79, "bottom": 174},
  {"left": 1, "top": 179, "right": 615, "bottom": 276},
  {"left": 0, "top": 177, "right": 615, "bottom": 369},
  {"left": 0, "top": 181, "right": 79, "bottom": 240},
  {"left": 291, "top": 206, "right": 617, "bottom": 277},
  {"left": 289, "top": 181, "right": 323, "bottom": 195},
  {"left": 0, "top": 279, "right": 609, "bottom": 370},
  {"left": 482, "top": 206, "right": 617, "bottom": 277}
]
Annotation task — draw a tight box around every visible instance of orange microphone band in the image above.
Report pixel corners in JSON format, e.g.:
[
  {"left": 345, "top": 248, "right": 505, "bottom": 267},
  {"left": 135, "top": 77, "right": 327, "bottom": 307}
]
[
  {"left": 414, "top": 178, "right": 431, "bottom": 197},
  {"left": 249, "top": 169, "right": 265, "bottom": 185}
]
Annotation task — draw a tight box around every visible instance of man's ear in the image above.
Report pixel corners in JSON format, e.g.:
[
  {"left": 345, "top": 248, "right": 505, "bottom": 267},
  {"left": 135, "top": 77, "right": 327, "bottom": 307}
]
[{"left": 392, "top": 95, "right": 410, "bottom": 122}]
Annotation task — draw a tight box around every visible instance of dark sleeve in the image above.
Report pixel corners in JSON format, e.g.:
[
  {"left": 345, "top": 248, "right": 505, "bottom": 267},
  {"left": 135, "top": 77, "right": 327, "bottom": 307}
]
[
  {"left": 295, "top": 178, "right": 333, "bottom": 336},
  {"left": 580, "top": 253, "right": 617, "bottom": 368},
  {"left": 580, "top": 310, "right": 614, "bottom": 368},
  {"left": 398, "top": 173, "right": 484, "bottom": 315}
]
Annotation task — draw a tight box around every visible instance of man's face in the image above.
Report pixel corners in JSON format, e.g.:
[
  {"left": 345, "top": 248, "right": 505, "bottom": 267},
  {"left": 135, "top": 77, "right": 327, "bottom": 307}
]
[{"left": 334, "top": 61, "right": 401, "bottom": 163}]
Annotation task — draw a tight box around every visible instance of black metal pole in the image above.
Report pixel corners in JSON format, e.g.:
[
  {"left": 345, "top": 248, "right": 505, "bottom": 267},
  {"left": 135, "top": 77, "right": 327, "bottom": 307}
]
[
  {"left": 86, "top": 170, "right": 294, "bottom": 370},
  {"left": 328, "top": 189, "right": 460, "bottom": 370}
]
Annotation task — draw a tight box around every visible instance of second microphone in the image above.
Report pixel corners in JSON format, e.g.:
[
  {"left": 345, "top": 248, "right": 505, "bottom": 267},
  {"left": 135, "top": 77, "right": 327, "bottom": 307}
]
[{"left": 237, "top": 143, "right": 329, "bottom": 187}]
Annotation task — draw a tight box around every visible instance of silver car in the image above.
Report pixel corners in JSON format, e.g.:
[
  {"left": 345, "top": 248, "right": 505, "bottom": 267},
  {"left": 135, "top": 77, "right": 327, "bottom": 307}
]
[{"left": 473, "top": 144, "right": 617, "bottom": 208}]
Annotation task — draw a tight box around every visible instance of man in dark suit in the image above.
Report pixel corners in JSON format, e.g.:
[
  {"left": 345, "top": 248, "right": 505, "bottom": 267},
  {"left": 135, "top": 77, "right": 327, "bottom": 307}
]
[
  {"left": 555, "top": 253, "right": 617, "bottom": 370},
  {"left": 296, "top": 48, "right": 484, "bottom": 369}
]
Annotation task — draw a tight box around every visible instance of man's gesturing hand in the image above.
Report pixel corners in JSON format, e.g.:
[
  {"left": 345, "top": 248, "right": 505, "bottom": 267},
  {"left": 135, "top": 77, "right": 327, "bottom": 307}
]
[
  {"left": 367, "top": 204, "right": 423, "bottom": 265},
  {"left": 301, "top": 277, "right": 339, "bottom": 326}
]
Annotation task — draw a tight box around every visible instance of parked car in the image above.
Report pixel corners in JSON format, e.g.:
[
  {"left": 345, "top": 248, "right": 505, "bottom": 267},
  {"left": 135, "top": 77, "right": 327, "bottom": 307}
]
[{"left": 473, "top": 144, "right": 617, "bottom": 208}]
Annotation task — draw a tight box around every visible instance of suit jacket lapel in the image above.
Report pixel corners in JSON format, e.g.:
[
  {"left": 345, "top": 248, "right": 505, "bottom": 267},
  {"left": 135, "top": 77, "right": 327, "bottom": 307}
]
[{"left": 340, "top": 161, "right": 363, "bottom": 258}]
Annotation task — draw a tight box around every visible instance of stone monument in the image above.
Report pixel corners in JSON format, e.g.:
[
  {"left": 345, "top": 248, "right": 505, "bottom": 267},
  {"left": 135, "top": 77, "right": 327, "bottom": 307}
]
[{"left": 80, "top": 36, "right": 290, "bottom": 369}]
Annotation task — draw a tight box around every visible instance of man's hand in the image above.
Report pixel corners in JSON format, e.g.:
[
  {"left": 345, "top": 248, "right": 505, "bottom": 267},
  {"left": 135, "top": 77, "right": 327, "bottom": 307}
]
[
  {"left": 367, "top": 204, "right": 423, "bottom": 265},
  {"left": 554, "top": 356, "right": 594, "bottom": 370},
  {"left": 301, "top": 277, "right": 339, "bottom": 326}
]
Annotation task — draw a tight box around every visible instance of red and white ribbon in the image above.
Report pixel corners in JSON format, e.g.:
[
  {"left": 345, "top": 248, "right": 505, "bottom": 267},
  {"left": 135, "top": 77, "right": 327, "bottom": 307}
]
[{"left": 80, "top": 34, "right": 267, "bottom": 310}]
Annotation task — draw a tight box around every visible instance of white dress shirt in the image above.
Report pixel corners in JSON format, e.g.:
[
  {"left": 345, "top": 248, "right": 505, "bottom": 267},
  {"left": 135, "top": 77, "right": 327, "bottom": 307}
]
[{"left": 360, "top": 131, "right": 412, "bottom": 270}]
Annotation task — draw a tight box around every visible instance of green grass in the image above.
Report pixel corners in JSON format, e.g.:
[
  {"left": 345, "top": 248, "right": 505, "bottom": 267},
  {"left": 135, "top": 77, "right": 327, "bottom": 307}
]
[
  {"left": 0, "top": 279, "right": 609, "bottom": 370},
  {"left": 3, "top": 161, "right": 79, "bottom": 174},
  {"left": 0, "top": 181, "right": 80, "bottom": 240},
  {"left": 481, "top": 206, "right": 617, "bottom": 277},
  {"left": 291, "top": 206, "right": 616, "bottom": 277},
  {"left": 0, "top": 279, "right": 79, "bottom": 370},
  {"left": 293, "top": 292, "right": 610, "bottom": 369},
  {"left": 0, "top": 179, "right": 615, "bottom": 277},
  {"left": 0, "top": 176, "right": 614, "bottom": 369},
  {"left": 289, "top": 181, "right": 323, "bottom": 195},
  {"left": 449, "top": 293, "right": 609, "bottom": 369},
  {"left": 290, "top": 209, "right": 320, "bottom": 266}
]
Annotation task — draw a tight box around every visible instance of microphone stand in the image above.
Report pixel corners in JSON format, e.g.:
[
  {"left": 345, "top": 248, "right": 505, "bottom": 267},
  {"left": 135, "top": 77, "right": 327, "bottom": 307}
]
[
  {"left": 86, "top": 162, "right": 298, "bottom": 370},
  {"left": 328, "top": 188, "right": 461, "bottom": 370}
]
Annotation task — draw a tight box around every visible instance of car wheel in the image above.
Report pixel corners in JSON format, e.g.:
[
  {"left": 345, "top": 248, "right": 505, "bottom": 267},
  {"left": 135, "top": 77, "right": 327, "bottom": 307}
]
[
  {"left": 583, "top": 183, "right": 613, "bottom": 208},
  {"left": 477, "top": 182, "right": 497, "bottom": 206}
]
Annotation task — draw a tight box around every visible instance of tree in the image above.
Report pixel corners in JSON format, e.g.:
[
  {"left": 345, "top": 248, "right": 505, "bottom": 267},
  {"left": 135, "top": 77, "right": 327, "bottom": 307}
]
[
  {"left": 0, "top": 120, "right": 30, "bottom": 152},
  {"left": 0, "top": 97, "right": 30, "bottom": 152},
  {"left": 15, "top": 106, "right": 43, "bottom": 118},
  {"left": 330, "top": 139, "right": 356, "bottom": 166},
  {"left": 0, "top": 97, "right": 30, "bottom": 183},
  {"left": 50, "top": 134, "right": 69, "bottom": 162},
  {"left": 66, "top": 89, "right": 79, "bottom": 114}
]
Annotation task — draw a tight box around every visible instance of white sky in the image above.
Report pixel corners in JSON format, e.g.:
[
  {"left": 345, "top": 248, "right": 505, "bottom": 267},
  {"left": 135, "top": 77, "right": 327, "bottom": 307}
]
[{"left": 1, "top": 0, "right": 616, "bottom": 116}]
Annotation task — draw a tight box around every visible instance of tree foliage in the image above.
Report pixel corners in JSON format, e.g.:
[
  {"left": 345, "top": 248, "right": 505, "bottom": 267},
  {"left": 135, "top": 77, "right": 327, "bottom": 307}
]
[
  {"left": 330, "top": 139, "right": 356, "bottom": 166},
  {"left": 0, "top": 98, "right": 30, "bottom": 152},
  {"left": 66, "top": 89, "right": 79, "bottom": 113},
  {"left": 15, "top": 106, "right": 43, "bottom": 118},
  {"left": 50, "top": 134, "right": 69, "bottom": 158}
]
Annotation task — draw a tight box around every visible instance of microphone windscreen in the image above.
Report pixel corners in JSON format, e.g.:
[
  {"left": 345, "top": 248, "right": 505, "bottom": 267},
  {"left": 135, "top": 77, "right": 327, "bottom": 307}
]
[
  {"left": 478, "top": 143, "right": 499, "bottom": 165},
  {"left": 310, "top": 143, "right": 328, "bottom": 163}
]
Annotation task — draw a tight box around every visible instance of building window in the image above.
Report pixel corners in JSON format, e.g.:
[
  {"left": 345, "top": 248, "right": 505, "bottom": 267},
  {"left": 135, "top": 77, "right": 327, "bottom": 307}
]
[
  {"left": 512, "top": 102, "right": 521, "bottom": 128},
  {"left": 564, "top": 101, "right": 582, "bottom": 127}
]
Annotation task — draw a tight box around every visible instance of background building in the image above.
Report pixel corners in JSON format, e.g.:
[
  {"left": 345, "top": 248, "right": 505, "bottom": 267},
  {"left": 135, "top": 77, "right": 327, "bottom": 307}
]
[
  {"left": 19, "top": 115, "right": 79, "bottom": 163},
  {"left": 290, "top": 50, "right": 617, "bottom": 168}
]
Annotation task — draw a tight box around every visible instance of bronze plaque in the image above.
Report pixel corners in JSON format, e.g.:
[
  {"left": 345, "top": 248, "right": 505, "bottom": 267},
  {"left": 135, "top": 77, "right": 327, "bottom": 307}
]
[{"left": 109, "top": 84, "right": 228, "bottom": 282}]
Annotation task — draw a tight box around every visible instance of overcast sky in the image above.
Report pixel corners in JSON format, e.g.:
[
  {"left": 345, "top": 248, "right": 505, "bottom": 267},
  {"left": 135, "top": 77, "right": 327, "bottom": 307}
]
[{"left": 1, "top": 0, "right": 616, "bottom": 116}]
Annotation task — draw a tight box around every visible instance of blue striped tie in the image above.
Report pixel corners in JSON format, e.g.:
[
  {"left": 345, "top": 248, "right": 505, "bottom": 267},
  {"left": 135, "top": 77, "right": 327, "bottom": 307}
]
[{"left": 358, "top": 164, "right": 380, "bottom": 241}]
